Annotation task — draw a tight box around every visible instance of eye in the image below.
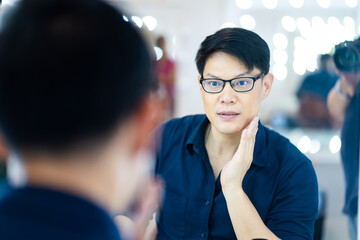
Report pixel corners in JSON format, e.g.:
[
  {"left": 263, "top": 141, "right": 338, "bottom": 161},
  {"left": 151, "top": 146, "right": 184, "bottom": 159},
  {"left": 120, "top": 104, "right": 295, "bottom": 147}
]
[
  {"left": 204, "top": 80, "right": 223, "bottom": 87},
  {"left": 210, "top": 81, "right": 220, "bottom": 86},
  {"left": 234, "top": 79, "right": 251, "bottom": 86}
]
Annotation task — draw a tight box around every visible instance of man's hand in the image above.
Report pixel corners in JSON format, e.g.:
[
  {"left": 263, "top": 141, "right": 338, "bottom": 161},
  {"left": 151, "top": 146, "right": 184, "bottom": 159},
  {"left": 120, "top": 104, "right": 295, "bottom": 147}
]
[
  {"left": 115, "top": 178, "right": 162, "bottom": 240},
  {"left": 220, "top": 116, "right": 259, "bottom": 193}
]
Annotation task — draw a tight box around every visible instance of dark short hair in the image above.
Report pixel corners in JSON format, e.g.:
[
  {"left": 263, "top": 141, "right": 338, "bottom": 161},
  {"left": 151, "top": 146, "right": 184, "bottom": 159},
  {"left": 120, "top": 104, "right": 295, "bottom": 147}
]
[
  {"left": 0, "top": 0, "right": 154, "bottom": 152},
  {"left": 195, "top": 28, "right": 270, "bottom": 76}
]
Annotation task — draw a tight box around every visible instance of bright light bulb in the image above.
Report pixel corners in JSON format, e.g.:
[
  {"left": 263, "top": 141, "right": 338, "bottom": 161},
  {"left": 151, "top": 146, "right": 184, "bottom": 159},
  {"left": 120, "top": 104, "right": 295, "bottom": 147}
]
[
  {"left": 142, "top": 16, "right": 157, "bottom": 31},
  {"left": 235, "top": 0, "right": 252, "bottom": 9},
  {"left": 345, "top": 0, "right": 357, "bottom": 8},
  {"left": 262, "top": 0, "right": 277, "bottom": 9},
  {"left": 221, "top": 22, "right": 237, "bottom": 29},
  {"left": 122, "top": 15, "right": 129, "bottom": 22},
  {"left": 309, "top": 139, "right": 321, "bottom": 154},
  {"left": 297, "top": 17, "right": 311, "bottom": 39},
  {"left": 293, "top": 60, "right": 306, "bottom": 75},
  {"left": 131, "top": 16, "right": 143, "bottom": 28},
  {"left": 289, "top": 0, "right": 304, "bottom": 8},
  {"left": 273, "top": 33, "right": 288, "bottom": 49},
  {"left": 282, "top": 16, "right": 296, "bottom": 32},
  {"left": 317, "top": 0, "right": 331, "bottom": 8},
  {"left": 273, "top": 49, "right": 288, "bottom": 65},
  {"left": 297, "top": 136, "right": 311, "bottom": 154},
  {"left": 273, "top": 64, "right": 288, "bottom": 81},
  {"left": 329, "top": 135, "right": 341, "bottom": 154},
  {"left": 239, "top": 15, "right": 256, "bottom": 30},
  {"left": 154, "top": 47, "right": 163, "bottom": 61}
]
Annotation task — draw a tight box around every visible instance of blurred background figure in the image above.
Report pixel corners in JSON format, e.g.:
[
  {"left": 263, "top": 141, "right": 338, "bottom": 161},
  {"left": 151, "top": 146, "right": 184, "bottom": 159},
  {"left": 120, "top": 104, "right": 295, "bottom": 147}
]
[
  {"left": 0, "top": 137, "right": 8, "bottom": 200},
  {"left": 154, "top": 36, "right": 176, "bottom": 118},
  {"left": 296, "top": 54, "right": 338, "bottom": 129},
  {"left": 327, "top": 38, "right": 360, "bottom": 240}
]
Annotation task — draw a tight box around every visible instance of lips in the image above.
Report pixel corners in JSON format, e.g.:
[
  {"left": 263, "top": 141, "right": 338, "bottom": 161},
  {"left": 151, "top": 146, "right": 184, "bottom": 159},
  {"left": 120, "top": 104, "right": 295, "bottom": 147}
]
[{"left": 218, "top": 111, "right": 240, "bottom": 120}]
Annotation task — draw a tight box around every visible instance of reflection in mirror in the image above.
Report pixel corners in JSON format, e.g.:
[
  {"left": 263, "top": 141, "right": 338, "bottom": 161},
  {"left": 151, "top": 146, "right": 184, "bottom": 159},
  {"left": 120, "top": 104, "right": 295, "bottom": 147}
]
[{"left": 118, "top": 0, "right": 359, "bottom": 239}]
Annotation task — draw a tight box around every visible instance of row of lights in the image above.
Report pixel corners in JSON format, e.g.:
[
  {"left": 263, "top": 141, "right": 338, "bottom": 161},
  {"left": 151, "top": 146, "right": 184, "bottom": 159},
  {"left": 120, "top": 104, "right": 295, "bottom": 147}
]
[
  {"left": 235, "top": 0, "right": 358, "bottom": 9},
  {"left": 273, "top": 16, "right": 357, "bottom": 80},
  {"left": 122, "top": 15, "right": 158, "bottom": 32},
  {"left": 221, "top": 14, "right": 256, "bottom": 30},
  {"left": 297, "top": 135, "right": 341, "bottom": 154}
]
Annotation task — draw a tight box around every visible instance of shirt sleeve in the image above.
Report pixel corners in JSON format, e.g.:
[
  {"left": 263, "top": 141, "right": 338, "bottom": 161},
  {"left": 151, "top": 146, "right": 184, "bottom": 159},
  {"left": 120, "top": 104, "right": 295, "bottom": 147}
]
[{"left": 266, "top": 159, "right": 319, "bottom": 240}]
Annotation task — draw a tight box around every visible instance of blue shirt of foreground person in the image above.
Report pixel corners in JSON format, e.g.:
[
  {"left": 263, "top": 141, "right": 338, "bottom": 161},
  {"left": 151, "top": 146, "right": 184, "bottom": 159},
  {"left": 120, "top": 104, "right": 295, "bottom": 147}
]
[
  {"left": 154, "top": 28, "right": 319, "bottom": 240},
  {"left": 0, "top": 0, "right": 160, "bottom": 239}
]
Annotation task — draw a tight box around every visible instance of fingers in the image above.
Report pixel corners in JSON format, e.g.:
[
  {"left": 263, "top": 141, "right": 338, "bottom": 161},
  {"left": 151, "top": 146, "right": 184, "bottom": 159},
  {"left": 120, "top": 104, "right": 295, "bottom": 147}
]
[
  {"left": 133, "top": 178, "right": 163, "bottom": 240},
  {"left": 233, "top": 116, "right": 259, "bottom": 164}
]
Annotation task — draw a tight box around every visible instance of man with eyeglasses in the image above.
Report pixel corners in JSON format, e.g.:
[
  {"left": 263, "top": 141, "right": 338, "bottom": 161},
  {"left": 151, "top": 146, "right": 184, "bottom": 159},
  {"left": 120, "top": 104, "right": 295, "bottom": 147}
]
[{"left": 153, "top": 28, "right": 318, "bottom": 240}]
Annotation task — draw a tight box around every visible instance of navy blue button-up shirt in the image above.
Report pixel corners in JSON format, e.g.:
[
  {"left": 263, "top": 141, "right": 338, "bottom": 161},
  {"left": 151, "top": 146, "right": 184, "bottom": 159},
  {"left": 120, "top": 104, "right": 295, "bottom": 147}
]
[
  {"left": 155, "top": 114, "right": 318, "bottom": 240},
  {"left": 0, "top": 187, "right": 122, "bottom": 240}
]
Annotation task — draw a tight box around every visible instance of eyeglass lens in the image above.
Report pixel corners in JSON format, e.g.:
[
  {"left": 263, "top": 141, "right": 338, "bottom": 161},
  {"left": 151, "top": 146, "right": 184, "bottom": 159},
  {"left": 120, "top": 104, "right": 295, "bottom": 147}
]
[{"left": 202, "top": 78, "right": 254, "bottom": 92}]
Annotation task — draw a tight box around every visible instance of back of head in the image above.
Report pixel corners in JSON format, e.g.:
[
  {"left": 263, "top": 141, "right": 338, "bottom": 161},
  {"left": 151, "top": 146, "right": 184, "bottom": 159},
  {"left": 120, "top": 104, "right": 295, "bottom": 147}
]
[
  {"left": 195, "top": 28, "right": 270, "bottom": 76},
  {"left": 0, "top": 0, "right": 153, "bottom": 153}
]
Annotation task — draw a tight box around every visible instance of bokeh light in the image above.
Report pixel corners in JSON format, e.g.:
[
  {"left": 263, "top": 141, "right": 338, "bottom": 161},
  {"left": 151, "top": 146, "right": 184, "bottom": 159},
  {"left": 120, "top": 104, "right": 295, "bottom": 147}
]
[
  {"left": 262, "top": 0, "right": 277, "bottom": 9},
  {"left": 142, "top": 16, "right": 157, "bottom": 31},
  {"left": 273, "top": 49, "right": 288, "bottom": 65},
  {"left": 131, "top": 16, "right": 143, "bottom": 28},
  {"left": 282, "top": 16, "right": 296, "bottom": 32},
  {"left": 317, "top": 0, "right": 331, "bottom": 8},
  {"left": 309, "top": 139, "right": 321, "bottom": 154},
  {"left": 297, "top": 136, "right": 311, "bottom": 154},
  {"left": 240, "top": 15, "right": 256, "bottom": 30},
  {"left": 289, "top": 0, "right": 304, "bottom": 8},
  {"left": 221, "top": 22, "right": 237, "bottom": 28},
  {"left": 154, "top": 47, "right": 163, "bottom": 61},
  {"left": 273, "top": 33, "right": 288, "bottom": 49},
  {"left": 273, "top": 64, "right": 288, "bottom": 81},
  {"left": 329, "top": 135, "right": 341, "bottom": 154},
  {"left": 235, "top": 0, "right": 252, "bottom": 9},
  {"left": 345, "top": 0, "right": 358, "bottom": 8}
]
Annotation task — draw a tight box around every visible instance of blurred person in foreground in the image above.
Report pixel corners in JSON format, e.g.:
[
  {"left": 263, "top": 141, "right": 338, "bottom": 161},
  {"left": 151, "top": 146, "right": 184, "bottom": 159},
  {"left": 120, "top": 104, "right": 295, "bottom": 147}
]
[
  {"left": 296, "top": 54, "right": 338, "bottom": 129},
  {"left": 152, "top": 28, "right": 318, "bottom": 240},
  {"left": 0, "top": 0, "right": 161, "bottom": 239},
  {"left": 327, "top": 38, "right": 360, "bottom": 240}
]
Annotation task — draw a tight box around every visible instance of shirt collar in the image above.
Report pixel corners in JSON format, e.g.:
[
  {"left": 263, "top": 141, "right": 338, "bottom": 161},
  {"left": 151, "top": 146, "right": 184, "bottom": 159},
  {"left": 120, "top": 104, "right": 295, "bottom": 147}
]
[{"left": 185, "top": 115, "right": 269, "bottom": 167}]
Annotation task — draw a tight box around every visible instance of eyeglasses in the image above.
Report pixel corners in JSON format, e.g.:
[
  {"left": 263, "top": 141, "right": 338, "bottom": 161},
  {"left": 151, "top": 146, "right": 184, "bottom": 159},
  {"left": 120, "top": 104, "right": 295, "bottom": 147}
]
[{"left": 199, "top": 73, "right": 264, "bottom": 93}]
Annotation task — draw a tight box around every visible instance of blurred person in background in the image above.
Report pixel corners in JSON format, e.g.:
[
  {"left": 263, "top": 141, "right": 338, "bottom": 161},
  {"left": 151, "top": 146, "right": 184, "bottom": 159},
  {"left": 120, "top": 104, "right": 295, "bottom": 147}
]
[
  {"left": 153, "top": 28, "right": 318, "bottom": 240},
  {"left": 296, "top": 54, "right": 338, "bottom": 129},
  {"left": 0, "top": 0, "right": 161, "bottom": 239},
  {"left": 327, "top": 38, "right": 360, "bottom": 240},
  {"left": 154, "top": 36, "right": 176, "bottom": 118}
]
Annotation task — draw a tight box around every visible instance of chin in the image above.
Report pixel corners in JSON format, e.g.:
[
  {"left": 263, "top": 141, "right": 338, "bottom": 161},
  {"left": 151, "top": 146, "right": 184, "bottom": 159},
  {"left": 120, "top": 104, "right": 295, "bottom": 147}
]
[{"left": 214, "top": 119, "right": 245, "bottom": 135}]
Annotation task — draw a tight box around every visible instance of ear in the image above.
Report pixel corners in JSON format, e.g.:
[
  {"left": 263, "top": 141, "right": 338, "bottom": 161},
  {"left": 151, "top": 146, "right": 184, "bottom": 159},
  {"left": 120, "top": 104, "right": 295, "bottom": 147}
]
[
  {"left": 198, "top": 75, "right": 202, "bottom": 89},
  {"left": 261, "top": 73, "right": 274, "bottom": 100},
  {"left": 198, "top": 75, "right": 205, "bottom": 95}
]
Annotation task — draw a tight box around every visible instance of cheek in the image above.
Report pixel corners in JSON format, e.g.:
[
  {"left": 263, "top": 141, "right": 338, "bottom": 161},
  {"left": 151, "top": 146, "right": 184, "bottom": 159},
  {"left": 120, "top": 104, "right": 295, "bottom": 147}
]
[
  {"left": 241, "top": 93, "right": 262, "bottom": 115},
  {"left": 201, "top": 93, "right": 216, "bottom": 112}
]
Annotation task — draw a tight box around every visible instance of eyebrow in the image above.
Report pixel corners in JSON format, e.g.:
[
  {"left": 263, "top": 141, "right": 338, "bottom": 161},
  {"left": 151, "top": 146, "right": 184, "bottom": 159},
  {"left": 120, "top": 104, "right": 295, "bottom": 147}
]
[{"left": 204, "top": 70, "right": 252, "bottom": 79}]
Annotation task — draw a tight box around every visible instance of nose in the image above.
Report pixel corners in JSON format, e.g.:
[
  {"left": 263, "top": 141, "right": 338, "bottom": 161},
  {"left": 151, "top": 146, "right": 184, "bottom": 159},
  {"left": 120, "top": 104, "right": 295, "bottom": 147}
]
[{"left": 219, "top": 82, "right": 237, "bottom": 104}]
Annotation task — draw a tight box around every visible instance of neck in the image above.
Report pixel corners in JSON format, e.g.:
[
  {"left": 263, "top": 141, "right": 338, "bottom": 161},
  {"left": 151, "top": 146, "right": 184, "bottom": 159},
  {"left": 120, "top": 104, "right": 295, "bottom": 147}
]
[
  {"left": 20, "top": 148, "right": 132, "bottom": 215},
  {"left": 205, "top": 124, "right": 242, "bottom": 159}
]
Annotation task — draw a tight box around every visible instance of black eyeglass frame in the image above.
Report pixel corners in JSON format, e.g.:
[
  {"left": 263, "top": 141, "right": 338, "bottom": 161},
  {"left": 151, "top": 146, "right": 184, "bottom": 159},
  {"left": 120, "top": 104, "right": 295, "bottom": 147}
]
[{"left": 199, "top": 72, "right": 265, "bottom": 93}]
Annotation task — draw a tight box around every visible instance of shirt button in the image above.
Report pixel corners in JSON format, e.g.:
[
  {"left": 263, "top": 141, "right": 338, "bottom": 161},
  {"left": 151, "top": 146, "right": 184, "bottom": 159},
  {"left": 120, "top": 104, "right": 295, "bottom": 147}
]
[
  {"left": 201, "top": 232, "right": 207, "bottom": 238},
  {"left": 205, "top": 200, "right": 210, "bottom": 206}
]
